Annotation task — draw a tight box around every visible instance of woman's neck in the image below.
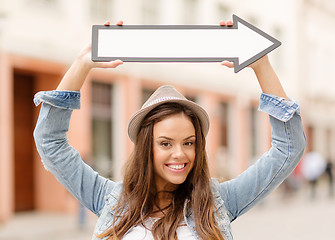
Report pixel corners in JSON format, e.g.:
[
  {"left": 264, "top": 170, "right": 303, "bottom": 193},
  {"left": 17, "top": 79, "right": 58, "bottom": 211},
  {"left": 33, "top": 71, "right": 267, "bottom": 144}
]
[{"left": 151, "top": 191, "right": 174, "bottom": 218}]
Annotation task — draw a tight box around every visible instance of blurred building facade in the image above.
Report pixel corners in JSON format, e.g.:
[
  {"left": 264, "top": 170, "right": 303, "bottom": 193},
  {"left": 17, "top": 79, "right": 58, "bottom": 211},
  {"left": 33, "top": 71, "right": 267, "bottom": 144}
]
[{"left": 0, "top": 0, "right": 334, "bottom": 223}]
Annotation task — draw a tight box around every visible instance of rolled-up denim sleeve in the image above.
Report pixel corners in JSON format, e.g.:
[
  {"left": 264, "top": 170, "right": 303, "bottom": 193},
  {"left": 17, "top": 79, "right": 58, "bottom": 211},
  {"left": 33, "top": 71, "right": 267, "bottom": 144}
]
[
  {"left": 34, "top": 90, "right": 81, "bottom": 109},
  {"left": 219, "top": 93, "right": 306, "bottom": 222},
  {"left": 258, "top": 93, "right": 300, "bottom": 122},
  {"left": 33, "top": 90, "right": 115, "bottom": 216}
]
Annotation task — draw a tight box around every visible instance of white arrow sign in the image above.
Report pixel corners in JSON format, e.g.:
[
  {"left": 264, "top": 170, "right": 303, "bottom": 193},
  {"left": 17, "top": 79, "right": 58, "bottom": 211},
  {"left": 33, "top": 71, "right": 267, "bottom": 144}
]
[{"left": 92, "top": 15, "right": 281, "bottom": 73}]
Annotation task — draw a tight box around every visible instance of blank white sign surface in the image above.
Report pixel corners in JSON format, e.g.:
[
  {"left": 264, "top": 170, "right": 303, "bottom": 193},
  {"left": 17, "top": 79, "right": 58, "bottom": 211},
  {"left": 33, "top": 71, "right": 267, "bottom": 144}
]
[{"left": 92, "top": 15, "right": 281, "bottom": 73}]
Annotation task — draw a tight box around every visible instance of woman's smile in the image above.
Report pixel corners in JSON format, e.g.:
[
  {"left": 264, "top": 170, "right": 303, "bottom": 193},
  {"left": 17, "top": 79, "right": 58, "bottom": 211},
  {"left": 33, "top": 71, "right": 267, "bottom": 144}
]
[{"left": 166, "top": 163, "right": 187, "bottom": 170}]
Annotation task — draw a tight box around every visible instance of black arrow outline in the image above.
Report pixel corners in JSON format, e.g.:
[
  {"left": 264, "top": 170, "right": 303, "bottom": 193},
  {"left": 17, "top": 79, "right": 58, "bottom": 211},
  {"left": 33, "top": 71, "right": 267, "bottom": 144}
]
[{"left": 92, "top": 14, "right": 281, "bottom": 73}]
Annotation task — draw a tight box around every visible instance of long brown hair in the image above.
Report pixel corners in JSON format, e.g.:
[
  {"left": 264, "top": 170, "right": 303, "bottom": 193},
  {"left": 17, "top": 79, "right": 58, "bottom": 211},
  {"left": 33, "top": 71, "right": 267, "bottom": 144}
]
[{"left": 97, "top": 103, "right": 225, "bottom": 240}]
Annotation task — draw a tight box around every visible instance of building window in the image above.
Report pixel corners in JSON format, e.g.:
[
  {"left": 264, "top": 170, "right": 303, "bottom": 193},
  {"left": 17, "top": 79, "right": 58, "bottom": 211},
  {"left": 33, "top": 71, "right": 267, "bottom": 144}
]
[
  {"left": 306, "top": 126, "right": 314, "bottom": 152},
  {"left": 215, "top": 102, "right": 231, "bottom": 180},
  {"left": 142, "top": 88, "right": 155, "bottom": 104},
  {"left": 91, "top": 0, "right": 114, "bottom": 21},
  {"left": 142, "top": 0, "right": 160, "bottom": 24},
  {"left": 184, "top": 95, "right": 197, "bottom": 103},
  {"left": 217, "top": 3, "right": 230, "bottom": 21},
  {"left": 272, "top": 26, "right": 283, "bottom": 71},
  {"left": 249, "top": 106, "right": 258, "bottom": 161},
  {"left": 247, "top": 15, "right": 258, "bottom": 26},
  {"left": 219, "top": 102, "right": 229, "bottom": 147},
  {"left": 31, "top": 0, "right": 57, "bottom": 4},
  {"left": 326, "top": 128, "right": 332, "bottom": 160},
  {"left": 183, "top": 0, "right": 198, "bottom": 24},
  {"left": 25, "top": 0, "right": 58, "bottom": 9},
  {"left": 92, "top": 82, "right": 113, "bottom": 178}
]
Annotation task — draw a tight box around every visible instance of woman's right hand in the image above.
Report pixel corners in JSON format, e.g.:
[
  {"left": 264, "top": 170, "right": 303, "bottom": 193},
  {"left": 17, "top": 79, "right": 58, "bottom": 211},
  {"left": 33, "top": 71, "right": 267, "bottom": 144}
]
[
  {"left": 77, "top": 20, "right": 124, "bottom": 70},
  {"left": 56, "top": 20, "right": 124, "bottom": 91}
]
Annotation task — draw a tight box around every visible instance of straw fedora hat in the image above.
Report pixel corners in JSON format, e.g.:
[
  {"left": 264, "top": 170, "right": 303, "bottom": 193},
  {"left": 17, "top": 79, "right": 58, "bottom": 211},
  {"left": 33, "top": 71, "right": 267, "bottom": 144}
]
[{"left": 127, "top": 85, "right": 210, "bottom": 142}]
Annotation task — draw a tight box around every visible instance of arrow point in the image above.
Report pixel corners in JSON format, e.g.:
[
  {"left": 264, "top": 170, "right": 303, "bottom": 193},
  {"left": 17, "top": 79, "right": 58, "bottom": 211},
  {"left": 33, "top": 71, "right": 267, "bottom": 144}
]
[{"left": 232, "top": 15, "right": 281, "bottom": 72}]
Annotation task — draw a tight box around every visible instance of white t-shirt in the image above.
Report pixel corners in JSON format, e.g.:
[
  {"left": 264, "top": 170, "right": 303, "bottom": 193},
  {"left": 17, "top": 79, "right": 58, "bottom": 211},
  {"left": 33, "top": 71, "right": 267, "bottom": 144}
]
[{"left": 122, "top": 218, "right": 196, "bottom": 240}]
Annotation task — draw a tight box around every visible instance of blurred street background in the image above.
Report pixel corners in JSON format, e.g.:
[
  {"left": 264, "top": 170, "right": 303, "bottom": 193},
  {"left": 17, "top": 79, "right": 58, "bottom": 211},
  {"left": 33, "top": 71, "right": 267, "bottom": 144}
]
[{"left": 1, "top": 0, "right": 335, "bottom": 239}]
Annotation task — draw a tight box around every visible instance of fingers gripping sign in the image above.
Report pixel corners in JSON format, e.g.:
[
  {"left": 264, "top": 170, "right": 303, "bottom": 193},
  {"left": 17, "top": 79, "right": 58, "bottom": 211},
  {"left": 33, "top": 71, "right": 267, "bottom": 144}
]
[{"left": 56, "top": 20, "right": 124, "bottom": 91}]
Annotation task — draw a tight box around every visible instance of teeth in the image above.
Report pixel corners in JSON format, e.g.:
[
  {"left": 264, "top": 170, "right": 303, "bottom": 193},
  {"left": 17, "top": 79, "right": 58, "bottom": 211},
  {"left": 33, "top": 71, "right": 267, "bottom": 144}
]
[{"left": 167, "top": 164, "right": 185, "bottom": 170}]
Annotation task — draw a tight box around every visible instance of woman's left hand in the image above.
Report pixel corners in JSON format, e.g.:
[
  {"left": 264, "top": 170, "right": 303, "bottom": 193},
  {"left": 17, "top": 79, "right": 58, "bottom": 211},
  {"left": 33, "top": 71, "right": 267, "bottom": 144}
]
[
  {"left": 219, "top": 20, "right": 269, "bottom": 71},
  {"left": 218, "top": 20, "right": 288, "bottom": 99}
]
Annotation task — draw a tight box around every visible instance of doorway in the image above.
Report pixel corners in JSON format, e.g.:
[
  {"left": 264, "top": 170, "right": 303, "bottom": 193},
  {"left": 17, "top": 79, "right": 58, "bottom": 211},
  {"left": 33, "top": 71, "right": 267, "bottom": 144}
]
[{"left": 13, "top": 72, "right": 35, "bottom": 212}]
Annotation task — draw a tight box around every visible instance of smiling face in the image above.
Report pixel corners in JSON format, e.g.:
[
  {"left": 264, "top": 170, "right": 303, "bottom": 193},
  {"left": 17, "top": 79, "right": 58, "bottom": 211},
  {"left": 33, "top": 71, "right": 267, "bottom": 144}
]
[{"left": 152, "top": 112, "right": 196, "bottom": 192}]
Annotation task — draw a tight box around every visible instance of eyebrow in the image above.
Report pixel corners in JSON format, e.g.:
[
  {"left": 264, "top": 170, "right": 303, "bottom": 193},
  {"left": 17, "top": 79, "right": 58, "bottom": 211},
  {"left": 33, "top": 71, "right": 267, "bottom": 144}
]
[{"left": 157, "top": 135, "right": 196, "bottom": 141}]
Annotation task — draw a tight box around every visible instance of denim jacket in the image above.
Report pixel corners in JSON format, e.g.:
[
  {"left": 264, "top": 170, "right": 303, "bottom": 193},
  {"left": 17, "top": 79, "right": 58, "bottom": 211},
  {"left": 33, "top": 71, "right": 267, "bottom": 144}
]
[{"left": 33, "top": 91, "right": 306, "bottom": 240}]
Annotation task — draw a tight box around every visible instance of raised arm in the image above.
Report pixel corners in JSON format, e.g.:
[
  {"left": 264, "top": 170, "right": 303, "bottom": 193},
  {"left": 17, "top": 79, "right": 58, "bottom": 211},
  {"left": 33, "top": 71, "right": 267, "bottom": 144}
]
[
  {"left": 222, "top": 54, "right": 288, "bottom": 100},
  {"left": 218, "top": 62, "right": 305, "bottom": 221},
  {"left": 218, "top": 21, "right": 306, "bottom": 221},
  {"left": 249, "top": 55, "right": 288, "bottom": 100},
  {"left": 33, "top": 20, "right": 124, "bottom": 216}
]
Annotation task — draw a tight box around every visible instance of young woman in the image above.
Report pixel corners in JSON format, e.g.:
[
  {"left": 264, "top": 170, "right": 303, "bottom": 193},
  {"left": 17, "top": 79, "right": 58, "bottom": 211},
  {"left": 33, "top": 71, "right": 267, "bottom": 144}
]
[{"left": 33, "top": 20, "right": 306, "bottom": 240}]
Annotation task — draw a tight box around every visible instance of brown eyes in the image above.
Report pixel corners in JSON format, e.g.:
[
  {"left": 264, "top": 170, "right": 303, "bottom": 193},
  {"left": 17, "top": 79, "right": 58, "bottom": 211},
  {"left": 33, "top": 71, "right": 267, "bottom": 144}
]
[
  {"left": 160, "top": 142, "right": 171, "bottom": 147},
  {"left": 159, "top": 141, "right": 194, "bottom": 148},
  {"left": 184, "top": 141, "right": 194, "bottom": 146}
]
